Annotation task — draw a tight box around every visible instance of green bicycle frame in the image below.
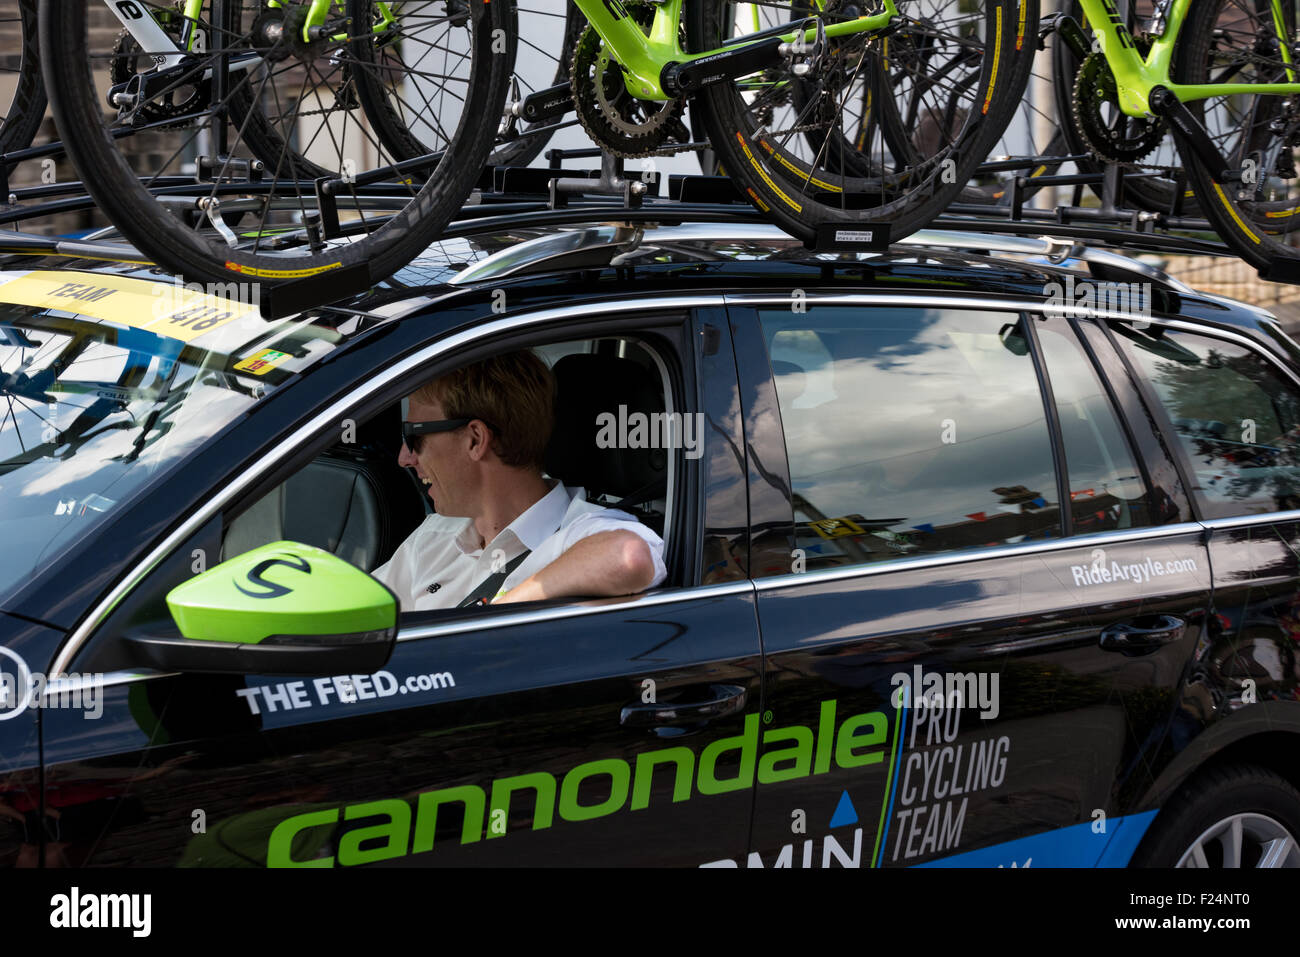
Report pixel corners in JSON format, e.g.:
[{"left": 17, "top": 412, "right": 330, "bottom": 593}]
[
  {"left": 297, "top": 0, "right": 396, "bottom": 42},
  {"left": 1075, "top": 0, "right": 1300, "bottom": 116},
  {"left": 570, "top": 0, "right": 899, "bottom": 100}
]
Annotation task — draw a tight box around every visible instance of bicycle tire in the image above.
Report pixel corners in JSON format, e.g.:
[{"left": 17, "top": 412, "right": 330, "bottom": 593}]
[
  {"left": 0, "top": 0, "right": 46, "bottom": 162},
  {"left": 789, "top": 0, "right": 1040, "bottom": 195},
  {"left": 1175, "top": 0, "right": 1300, "bottom": 270},
  {"left": 344, "top": 0, "right": 577, "bottom": 172},
  {"left": 40, "top": 0, "right": 511, "bottom": 288},
  {"left": 686, "top": 0, "right": 1025, "bottom": 243}
]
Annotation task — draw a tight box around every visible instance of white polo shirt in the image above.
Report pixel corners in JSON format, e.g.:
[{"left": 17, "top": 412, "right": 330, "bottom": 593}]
[{"left": 371, "top": 482, "right": 667, "bottom": 612}]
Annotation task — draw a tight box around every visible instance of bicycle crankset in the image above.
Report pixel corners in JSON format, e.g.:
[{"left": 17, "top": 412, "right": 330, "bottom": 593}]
[
  {"left": 571, "top": 2, "right": 689, "bottom": 157},
  {"left": 1071, "top": 51, "right": 1163, "bottom": 163},
  {"left": 110, "top": 2, "right": 208, "bottom": 125}
]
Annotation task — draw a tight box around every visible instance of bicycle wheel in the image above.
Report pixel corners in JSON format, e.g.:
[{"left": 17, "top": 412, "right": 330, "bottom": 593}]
[
  {"left": 1176, "top": 0, "right": 1300, "bottom": 269},
  {"left": 687, "top": 0, "right": 1024, "bottom": 243},
  {"left": 348, "top": 0, "right": 576, "bottom": 171},
  {"left": 0, "top": 0, "right": 46, "bottom": 161},
  {"left": 40, "top": 0, "right": 510, "bottom": 288}
]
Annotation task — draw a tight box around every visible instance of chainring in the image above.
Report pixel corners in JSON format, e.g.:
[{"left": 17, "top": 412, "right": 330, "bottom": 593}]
[
  {"left": 1071, "top": 51, "right": 1163, "bottom": 163},
  {"left": 571, "top": 2, "right": 689, "bottom": 157},
  {"left": 110, "top": 3, "right": 207, "bottom": 126}
]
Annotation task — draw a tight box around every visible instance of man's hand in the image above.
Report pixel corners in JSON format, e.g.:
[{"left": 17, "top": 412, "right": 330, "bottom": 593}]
[{"left": 492, "top": 530, "right": 657, "bottom": 604}]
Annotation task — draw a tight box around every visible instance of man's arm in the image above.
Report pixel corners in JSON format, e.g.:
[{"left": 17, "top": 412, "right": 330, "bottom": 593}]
[{"left": 492, "top": 530, "right": 657, "bottom": 604}]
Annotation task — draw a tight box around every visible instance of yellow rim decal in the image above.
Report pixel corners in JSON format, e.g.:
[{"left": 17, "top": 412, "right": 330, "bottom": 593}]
[
  {"left": 745, "top": 186, "right": 771, "bottom": 213},
  {"left": 0, "top": 270, "right": 257, "bottom": 342},
  {"left": 760, "top": 140, "right": 842, "bottom": 193},
  {"left": 983, "top": 5, "right": 1003, "bottom": 115},
  {"left": 1264, "top": 208, "right": 1299, "bottom": 218},
  {"left": 1212, "top": 184, "right": 1261, "bottom": 244},
  {"left": 1017, "top": 0, "right": 1025, "bottom": 50},
  {"left": 223, "top": 261, "right": 344, "bottom": 279},
  {"left": 736, "top": 132, "right": 803, "bottom": 213},
  {"left": 856, "top": 86, "right": 873, "bottom": 152},
  {"left": 234, "top": 349, "right": 292, "bottom": 375}
]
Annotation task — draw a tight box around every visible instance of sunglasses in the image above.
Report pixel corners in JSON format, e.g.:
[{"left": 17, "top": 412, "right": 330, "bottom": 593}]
[{"left": 402, "top": 417, "right": 498, "bottom": 451}]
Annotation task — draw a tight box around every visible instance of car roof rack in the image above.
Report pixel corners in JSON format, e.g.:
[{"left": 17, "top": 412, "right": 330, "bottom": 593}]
[{"left": 0, "top": 142, "right": 1257, "bottom": 313}]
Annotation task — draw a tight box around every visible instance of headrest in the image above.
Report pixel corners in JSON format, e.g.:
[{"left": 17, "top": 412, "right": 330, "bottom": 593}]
[{"left": 544, "top": 354, "right": 666, "bottom": 497}]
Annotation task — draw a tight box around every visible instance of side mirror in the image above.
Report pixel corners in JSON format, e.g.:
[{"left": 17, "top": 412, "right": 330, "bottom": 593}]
[{"left": 124, "top": 542, "right": 398, "bottom": 676}]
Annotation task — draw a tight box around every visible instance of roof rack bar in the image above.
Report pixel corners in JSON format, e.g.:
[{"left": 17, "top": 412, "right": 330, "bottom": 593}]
[
  {"left": 0, "top": 230, "right": 149, "bottom": 265},
  {"left": 929, "top": 214, "right": 1227, "bottom": 255},
  {"left": 896, "top": 228, "right": 1197, "bottom": 293},
  {"left": 975, "top": 152, "right": 1091, "bottom": 175}
]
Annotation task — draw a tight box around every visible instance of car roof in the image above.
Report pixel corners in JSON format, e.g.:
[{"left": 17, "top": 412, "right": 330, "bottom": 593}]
[{"left": 1, "top": 210, "right": 1291, "bottom": 362}]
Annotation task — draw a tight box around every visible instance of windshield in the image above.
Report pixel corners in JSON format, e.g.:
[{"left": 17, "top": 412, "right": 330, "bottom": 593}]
[{"left": 0, "top": 268, "right": 345, "bottom": 605}]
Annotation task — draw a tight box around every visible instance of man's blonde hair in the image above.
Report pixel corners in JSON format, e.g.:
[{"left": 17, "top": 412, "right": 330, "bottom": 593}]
[{"left": 412, "top": 350, "right": 555, "bottom": 469}]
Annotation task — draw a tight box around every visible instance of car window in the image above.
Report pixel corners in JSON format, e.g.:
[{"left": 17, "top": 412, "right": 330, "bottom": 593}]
[
  {"left": 760, "top": 306, "right": 1060, "bottom": 571},
  {"left": 1113, "top": 325, "right": 1300, "bottom": 518},
  {"left": 1034, "top": 319, "right": 1152, "bottom": 532},
  {"left": 217, "top": 334, "right": 679, "bottom": 609},
  {"left": 0, "top": 276, "right": 348, "bottom": 605}
]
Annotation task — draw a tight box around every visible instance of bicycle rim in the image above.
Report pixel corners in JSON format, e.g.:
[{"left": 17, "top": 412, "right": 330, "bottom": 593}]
[
  {"left": 1177, "top": 0, "right": 1300, "bottom": 267},
  {"left": 40, "top": 0, "right": 509, "bottom": 288},
  {"left": 688, "top": 0, "right": 1024, "bottom": 240},
  {"left": 0, "top": 0, "right": 46, "bottom": 160}
]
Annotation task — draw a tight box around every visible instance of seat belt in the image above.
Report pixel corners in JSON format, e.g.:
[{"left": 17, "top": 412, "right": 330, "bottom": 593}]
[{"left": 457, "top": 549, "right": 532, "bottom": 608}]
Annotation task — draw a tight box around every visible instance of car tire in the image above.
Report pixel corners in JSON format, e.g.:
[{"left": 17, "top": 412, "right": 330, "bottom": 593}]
[{"left": 1131, "top": 764, "right": 1300, "bottom": 868}]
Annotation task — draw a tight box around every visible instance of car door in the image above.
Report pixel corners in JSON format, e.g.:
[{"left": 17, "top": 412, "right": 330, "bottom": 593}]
[
  {"left": 1106, "top": 317, "right": 1300, "bottom": 769},
  {"left": 36, "top": 302, "right": 763, "bottom": 867},
  {"left": 728, "top": 295, "right": 1212, "bottom": 868}
]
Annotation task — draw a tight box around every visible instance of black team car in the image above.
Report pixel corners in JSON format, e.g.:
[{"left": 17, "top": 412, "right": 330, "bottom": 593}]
[{"left": 1, "top": 215, "right": 1299, "bottom": 868}]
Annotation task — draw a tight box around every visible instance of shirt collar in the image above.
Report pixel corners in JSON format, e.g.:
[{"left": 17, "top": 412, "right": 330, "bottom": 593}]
[
  {"left": 452, "top": 481, "right": 574, "bottom": 555},
  {"left": 508, "top": 481, "right": 573, "bottom": 550}
]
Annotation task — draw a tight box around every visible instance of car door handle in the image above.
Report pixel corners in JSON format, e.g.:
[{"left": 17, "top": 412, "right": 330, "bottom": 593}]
[
  {"left": 620, "top": 684, "right": 747, "bottom": 733},
  {"left": 1099, "top": 615, "right": 1186, "bottom": 655}
]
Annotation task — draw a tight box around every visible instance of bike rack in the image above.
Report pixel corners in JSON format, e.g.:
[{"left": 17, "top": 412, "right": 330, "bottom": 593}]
[{"left": 0, "top": 135, "right": 1268, "bottom": 317}]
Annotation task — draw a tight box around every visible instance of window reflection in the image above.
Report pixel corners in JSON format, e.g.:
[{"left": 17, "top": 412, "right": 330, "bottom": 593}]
[
  {"left": 1116, "top": 326, "right": 1300, "bottom": 517},
  {"left": 761, "top": 307, "right": 1061, "bottom": 571}
]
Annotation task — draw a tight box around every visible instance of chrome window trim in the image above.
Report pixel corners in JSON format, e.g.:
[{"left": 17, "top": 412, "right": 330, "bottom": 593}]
[
  {"left": 754, "top": 521, "right": 1207, "bottom": 593},
  {"left": 397, "top": 580, "right": 756, "bottom": 642},
  {"left": 723, "top": 292, "right": 1155, "bottom": 326},
  {"left": 1199, "top": 509, "right": 1300, "bottom": 531},
  {"left": 51, "top": 295, "right": 728, "bottom": 676}
]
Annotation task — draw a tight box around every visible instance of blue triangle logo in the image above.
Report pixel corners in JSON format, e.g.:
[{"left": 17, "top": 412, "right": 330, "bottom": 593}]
[{"left": 829, "top": 790, "right": 858, "bottom": 828}]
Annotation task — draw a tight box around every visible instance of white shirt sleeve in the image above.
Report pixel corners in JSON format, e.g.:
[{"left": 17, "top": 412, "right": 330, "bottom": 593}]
[{"left": 558, "top": 508, "right": 667, "bottom": 588}]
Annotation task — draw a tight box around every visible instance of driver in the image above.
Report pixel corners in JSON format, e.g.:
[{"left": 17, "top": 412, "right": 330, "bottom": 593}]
[{"left": 371, "top": 349, "right": 666, "bottom": 611}]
